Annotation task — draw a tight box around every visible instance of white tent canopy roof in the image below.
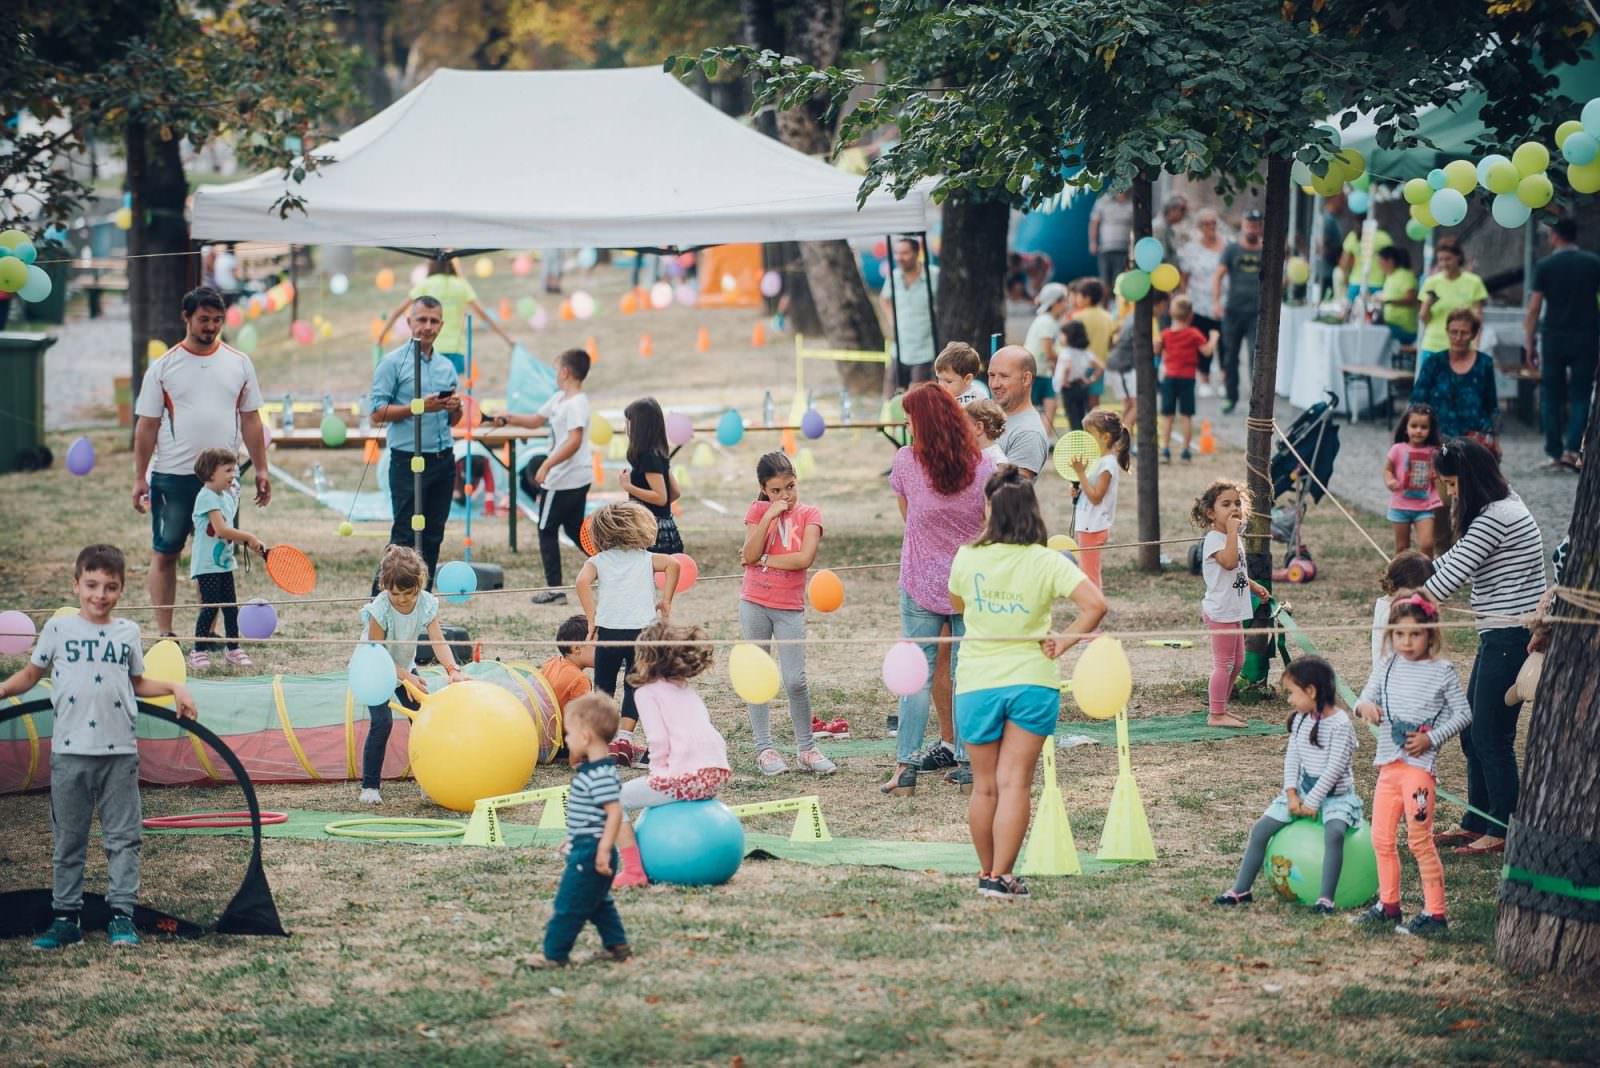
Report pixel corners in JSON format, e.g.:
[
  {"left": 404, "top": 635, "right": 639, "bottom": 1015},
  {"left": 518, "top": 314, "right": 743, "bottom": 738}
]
[{"left": 192, "top": 66, "right": 933, "bottom": 249}]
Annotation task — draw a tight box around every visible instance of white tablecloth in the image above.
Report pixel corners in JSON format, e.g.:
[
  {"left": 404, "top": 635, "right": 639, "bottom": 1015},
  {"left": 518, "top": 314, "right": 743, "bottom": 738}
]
[
  {"left": 1288, "top": 322, "right": 1392, "bottom": 412},
  {"left": 1274, "top": 304, "right": 1318, "bottom": 397}
]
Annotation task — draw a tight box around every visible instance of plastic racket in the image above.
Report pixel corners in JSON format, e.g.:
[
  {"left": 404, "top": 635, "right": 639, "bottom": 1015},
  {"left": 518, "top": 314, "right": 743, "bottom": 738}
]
[
  {"left": 259, "top": 544, "right": 317, "bottom": 595},
  {"left": 1053, "top": 430, "right": 1101, "bottom": 482},
  {"left": 578, "top": 514, "right": 597, "bottom": 557}
]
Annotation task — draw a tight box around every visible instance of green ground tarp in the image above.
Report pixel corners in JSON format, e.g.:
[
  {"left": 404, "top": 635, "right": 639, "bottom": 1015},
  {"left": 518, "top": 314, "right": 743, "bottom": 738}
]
[{"left": 821, "top": 711, "right": 1279, "bottom": 759}]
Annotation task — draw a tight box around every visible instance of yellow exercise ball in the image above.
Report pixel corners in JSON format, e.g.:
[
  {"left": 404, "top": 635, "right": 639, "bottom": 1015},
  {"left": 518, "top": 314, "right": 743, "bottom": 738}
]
[
  {"left": 143, "top": 638, "right": 187, "bottom": 709},
  {"left": 729, "top": 642, "right": 781, "bottom": 704},
  {"left": 1071, "top": 635, "right": 1132, "bottom": 720},
  {"left": 408, "top": 680, "right": 538, "bottom": 812}
]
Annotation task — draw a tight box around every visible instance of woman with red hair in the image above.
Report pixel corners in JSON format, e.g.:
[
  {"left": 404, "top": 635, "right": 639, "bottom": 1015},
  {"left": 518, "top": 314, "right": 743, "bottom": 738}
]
[{"left": 883, "top": 383, "right": 995, "bottom": 796}]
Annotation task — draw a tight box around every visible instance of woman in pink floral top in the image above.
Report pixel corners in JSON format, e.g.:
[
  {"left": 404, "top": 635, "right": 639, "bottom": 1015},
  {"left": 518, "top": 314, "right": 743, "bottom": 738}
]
[{"left": 884, "top": 384, "right": 996, "bottom": 795}]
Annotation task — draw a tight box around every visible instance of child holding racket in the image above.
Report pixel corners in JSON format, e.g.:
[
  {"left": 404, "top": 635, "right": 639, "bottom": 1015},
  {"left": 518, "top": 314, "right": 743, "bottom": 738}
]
[
  {"left": 359, "top": 546, "right": 467, "bottom": 804},
  {"left": 1067, "top": 410, "right": 1131, "bottom": 590},
  {"left": 189, "top": 447, "right": 263, "bottom": 670}
]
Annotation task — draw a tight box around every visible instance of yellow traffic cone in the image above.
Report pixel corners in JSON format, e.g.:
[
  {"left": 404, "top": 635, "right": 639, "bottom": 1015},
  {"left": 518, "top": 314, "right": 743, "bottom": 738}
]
[
  {"left": 1020, "top": 747, "right": 1082, "bottom": 875},
  {"left": 1097, "top": 710, "right": 1156, "bottom": 862}
]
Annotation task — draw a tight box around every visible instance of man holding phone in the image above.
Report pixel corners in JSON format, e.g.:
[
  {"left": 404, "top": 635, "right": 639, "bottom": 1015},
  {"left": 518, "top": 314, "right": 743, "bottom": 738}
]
[{"left": 369, "top": 295, "right": 462, "bottom": 588}]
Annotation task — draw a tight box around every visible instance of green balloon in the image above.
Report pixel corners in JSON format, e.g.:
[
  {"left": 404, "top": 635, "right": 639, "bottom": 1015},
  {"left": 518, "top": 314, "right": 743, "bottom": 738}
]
[
  {"left": 1405, "top": 219, "right": 1429, "bottom": 241},
  {"left": 1350, "top": 173, "right": 1371, "bottom": 192},
  {"left": 1264, "top": 818, "right": 1379, "bottom": 909},
  {"left": 1116, "top": 270, "right": 1151, "bottom": 302},
  {"left": 320, "top": 414, "right": 348, "bottom": 447}
]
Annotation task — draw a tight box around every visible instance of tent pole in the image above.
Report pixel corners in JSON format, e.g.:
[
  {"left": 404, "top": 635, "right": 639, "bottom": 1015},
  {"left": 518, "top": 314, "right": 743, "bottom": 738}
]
[
  {"left": 884, "top": 233, "right": 900, "bottom": 398},
  {"left": 1522, "top": 216, "right": 1536, "bottom": 312},
  {"left": 464, "top": 315, "right": 474, "bottom": 564},
  {"left": 412, "top": 337, "right": 423, "bottom": 560},
  {"left": 919, "top": 231, "right": 939, "bottom": 358}
]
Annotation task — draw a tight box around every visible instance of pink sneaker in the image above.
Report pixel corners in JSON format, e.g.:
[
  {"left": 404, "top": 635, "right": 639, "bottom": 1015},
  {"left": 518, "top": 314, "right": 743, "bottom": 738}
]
[
  {"left": 225, "top": 649, "right": 253, "bottom": 668},
  {"left": 187, "top": 649, "right": 210, "bottom": 671}
]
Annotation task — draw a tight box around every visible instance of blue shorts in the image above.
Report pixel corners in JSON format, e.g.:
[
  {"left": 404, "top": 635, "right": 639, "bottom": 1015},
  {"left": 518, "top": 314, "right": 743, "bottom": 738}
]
[
  {"left": 1387, "top": 506, "right": 1435, "bottom": 524},
  {"left": 1159, "top": 377, "right": 1196, "bottom": 416},
  {"left": 150, "top": 472, "right": 203, "bottom": 555},
  {"left": 956, "top": 684, "right": 1060, "bottom": 745}
]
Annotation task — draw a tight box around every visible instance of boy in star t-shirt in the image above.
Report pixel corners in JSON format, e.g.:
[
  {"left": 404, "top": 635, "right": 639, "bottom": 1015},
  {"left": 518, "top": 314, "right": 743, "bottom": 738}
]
[{"left": 0, "top": 545, "right": 196, "bottom": 950}]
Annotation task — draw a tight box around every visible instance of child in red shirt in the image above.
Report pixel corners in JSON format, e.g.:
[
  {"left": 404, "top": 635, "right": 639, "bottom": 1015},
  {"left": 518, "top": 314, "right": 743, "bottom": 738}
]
[{"left": 1158, "top": 296, "right": 1219, "bottom": 462}]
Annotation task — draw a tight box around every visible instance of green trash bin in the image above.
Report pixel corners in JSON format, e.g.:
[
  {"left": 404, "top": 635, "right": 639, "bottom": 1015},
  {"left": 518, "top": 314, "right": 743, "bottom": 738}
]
[{"left": 0, "top": 332, "right": 58, "bottom": 474}]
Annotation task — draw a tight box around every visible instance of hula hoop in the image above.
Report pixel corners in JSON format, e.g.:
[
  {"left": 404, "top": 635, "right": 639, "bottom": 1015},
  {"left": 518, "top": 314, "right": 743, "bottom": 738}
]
[
  {"left": 143, "top": 810, "right": 289, "bottom": 829},
  {"left": 323, "top": 817, "right": 465, "bottom": 840}
]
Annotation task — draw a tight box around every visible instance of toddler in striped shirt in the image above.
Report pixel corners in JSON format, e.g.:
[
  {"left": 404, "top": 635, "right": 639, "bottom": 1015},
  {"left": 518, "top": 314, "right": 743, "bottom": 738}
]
[
  {"left": 1350, "top": 592, "right": 1470, "bottom": 938},
  {"left": 1215, "top": 656, "right": 1361, "bottom": 914}
]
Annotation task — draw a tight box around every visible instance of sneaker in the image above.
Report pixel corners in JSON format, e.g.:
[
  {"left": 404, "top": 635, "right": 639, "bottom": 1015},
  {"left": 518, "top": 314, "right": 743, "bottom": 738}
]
[
  {"left": 944, "top": 763, "right": 974, "bottom": 792},
  {"left": 1349, "top": 903, "right": 1402, "bottom": 930},
  {"left": 225, "top": 648, "right": 253, "bottom": 668},
  {"left": 1397, "top": 912, "right": 1449, "bottom": 938},
  {"left": 918, "top": 742, "right": 959, "bottom": 772},
  {"left": 1312, "top": 898, "right": 1337, "bottom": 916},
  {"left": 1161, "top": 447, "right": 1172, "bottom": 464},
  {"left": 757, "top": 748, "right": 789, "bottom": 776},
  {"left": 187, "top": 649, "right": 211, "bottom": 671},
  {"left": 886, "top": 714, "right": 898, "bottom": 737},
  {"left": 977, "top": 873, "right": 1002, "bottom": 896},
  {"left": 796, "top": 748, "right": 836, "bottom": 775},
  {"left": 524, "top": 955, "right": 568, "bottom": 970},
  {"left": 1213, "top": 890, "right": 1253, "bottom": 907},
  {"left": 31, "top": 917, "right": 82, "bottom": 950},
  {"left": 592, "top": 944, "right": 633, "bottom": 963},
  {"left": 1180, "top": 448, "right": 1193, "bottom": 462},
  {"left": 980, "top": 874, "right": 1030, "bottom": 901},
  {"left": 608, "top": 738, "right": 638, "bottom": 768},
  {"left": 107, "top": 913, "right": 140, "bottom": 947},
  {"left": 812, "top": 717, "right": 850, "bottom": 739},
  {"left": 530, "top": 591, "right": 568, "bottom": 605},
  {"left": 359, "top": 788, "right": 382, "bottom": 805},
  {"left": 1221, "top": 400, "right": 1238, "bottom": 415}
]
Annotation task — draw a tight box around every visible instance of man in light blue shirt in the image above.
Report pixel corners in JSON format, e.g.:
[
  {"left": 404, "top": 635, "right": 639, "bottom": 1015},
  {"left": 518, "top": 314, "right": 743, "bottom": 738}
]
[{"left": 369, "top": 296, "right": 462, "bottom": 587}]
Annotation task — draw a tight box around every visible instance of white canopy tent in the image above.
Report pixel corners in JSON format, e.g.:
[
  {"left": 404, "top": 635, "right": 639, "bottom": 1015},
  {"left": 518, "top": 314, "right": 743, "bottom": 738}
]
[{"left": 192, "top": 66, "right": 934, "bottom": 249}]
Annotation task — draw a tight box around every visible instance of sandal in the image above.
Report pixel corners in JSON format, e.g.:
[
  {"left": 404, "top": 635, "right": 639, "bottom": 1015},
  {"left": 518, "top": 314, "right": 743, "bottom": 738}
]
[
  {"left": 1206, "top": 712, "right": 1248, "bottom": 729},
  {"left": 1432, "top": 828, "right": 1475, "bottom": 848},
  {"left": 879, "top": 765, "right": 917, "bottom": 796}
]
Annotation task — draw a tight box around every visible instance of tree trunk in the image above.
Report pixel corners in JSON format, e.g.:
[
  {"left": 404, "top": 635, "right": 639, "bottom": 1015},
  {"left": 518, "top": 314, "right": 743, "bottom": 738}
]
[
  {"left": 126, "top": 120, "right": 192, "bottom": 413},
  {"left": 741, "top": 0, "right": 883, "bottom": 394},
  {"left": 1242, "top": 156, "right": 1291, "bottom": 679},
  {"left": 937, "top": 194, "right": 1007, "bottom": 357},
  {"left": 341, "top": 0, "right": 394, "bottom": 113},
  {"left": 1495, "top": 400, "right": 1600, "bottom": 977},
  {"left": 1132, "top": 178, "right": 1161, "bottom": 572},
  {"left": 764, "top": 242, "right": 823, "bottom": 337}
]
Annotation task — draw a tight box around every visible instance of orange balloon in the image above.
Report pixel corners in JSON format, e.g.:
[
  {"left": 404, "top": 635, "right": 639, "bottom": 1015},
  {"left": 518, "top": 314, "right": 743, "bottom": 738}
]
[
  {"left": 808, "top": 569, "right": 844, "bottom": 612},
  {"left": 559, "top": 300, "right": 575, "bottom": 321},
  {"left": 375, "top": 268, "right": 395, "bottom": 291},
  {"left": 619, "top": 292, "right": 638, "bottom": 316}
]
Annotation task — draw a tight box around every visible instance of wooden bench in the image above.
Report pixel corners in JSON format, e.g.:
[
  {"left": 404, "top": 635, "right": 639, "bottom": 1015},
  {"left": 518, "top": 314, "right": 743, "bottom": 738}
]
[
  {"left": 1341, "top": 363, "right": 1413, "bottom": 424},
  {"left": 70, "top": 260, "right": 129, "bottom": 318}
]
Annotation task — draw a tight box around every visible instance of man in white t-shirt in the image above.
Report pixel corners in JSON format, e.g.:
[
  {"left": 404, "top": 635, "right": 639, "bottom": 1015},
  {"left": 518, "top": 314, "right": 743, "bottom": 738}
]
[
  {"left": 987, "top": 346, "right": 1049, "bottom": 478},
  {"left": 133, "top": 287, "right": 268, "bottom": 638},
  {"left": 494, "top": 348, "right": 592, "bottom": 604}
]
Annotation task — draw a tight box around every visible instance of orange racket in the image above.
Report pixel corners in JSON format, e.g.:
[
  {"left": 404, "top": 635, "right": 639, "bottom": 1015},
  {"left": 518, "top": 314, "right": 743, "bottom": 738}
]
[
  {"left": 258, "top": 544, "right": 317, "bottom": 595},
  {"left": 578, "top": 514, "right": 597, "bottom": 557}
]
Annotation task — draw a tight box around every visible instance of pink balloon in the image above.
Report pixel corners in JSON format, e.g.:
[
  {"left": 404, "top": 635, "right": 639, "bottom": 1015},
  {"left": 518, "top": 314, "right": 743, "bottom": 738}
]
[
  {"left": 0, "top": 610, "right": 37, "bottom": 656},
  {"left": 409, "top": 263, "right": 428, "bottom": 286},
  {"left": 759, "top": 270, "right": 782, "bottom": 298},
  {"left": 512, "top": 254, "right": 533, "bottom": 276},
  {"left": 674, "top": 283, "right": 698, "bottom": 307},
  {"left": 653, "top": 553, "right": 699, "bottom": 592},
  {"left": 291, "top": 319, "right": 315, "bottom": 345},
  {"left": 666, "top": 411, "right": 694, "bottom": 447},
  {"left": 882, "top": 641, "right": 929, "bottom": 696}
]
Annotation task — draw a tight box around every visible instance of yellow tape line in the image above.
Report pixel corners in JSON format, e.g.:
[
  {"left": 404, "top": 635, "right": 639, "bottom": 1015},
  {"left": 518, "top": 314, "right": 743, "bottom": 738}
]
[
  {"left": 7, "top": 696, "right": 39, "bottom": 791},
  {"left": 272, "top": 675, "right": 320, "bottom": 780},
  {"left": 344, "top": 687, "right": 357, "bottom": 780}
]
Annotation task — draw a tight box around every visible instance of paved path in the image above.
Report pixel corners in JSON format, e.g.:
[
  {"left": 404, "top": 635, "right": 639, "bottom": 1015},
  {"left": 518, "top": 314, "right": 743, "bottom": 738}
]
[
  {"left": 39, "top": 307, "right": 130, "bottom": 430},
  {"left": 1199, "top": 384, "right": 1575, "bottom": 555}
]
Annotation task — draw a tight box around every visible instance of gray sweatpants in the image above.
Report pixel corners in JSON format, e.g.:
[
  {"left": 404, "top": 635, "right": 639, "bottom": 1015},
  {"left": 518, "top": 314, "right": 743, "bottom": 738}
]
[
  {"left": 1232, "top": 813, "right": 1347, "bottom": 902},
  {"left": 50, "top": 753, "right": 142, "bottom": 914},
  {"left": 738, "top": 601, "right": 815, "bottom": 754}
]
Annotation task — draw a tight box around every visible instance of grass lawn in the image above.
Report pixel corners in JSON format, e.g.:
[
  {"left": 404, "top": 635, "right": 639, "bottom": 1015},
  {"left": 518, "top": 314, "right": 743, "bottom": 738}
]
[{"left": 2, "top": 258, "right": 1596, "bottom": 1065}]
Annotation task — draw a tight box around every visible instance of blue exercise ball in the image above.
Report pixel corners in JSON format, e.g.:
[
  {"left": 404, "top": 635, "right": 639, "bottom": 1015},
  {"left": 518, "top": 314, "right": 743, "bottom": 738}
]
[{"left": 634, "top": 799, "right": 745, "bottom": 886}]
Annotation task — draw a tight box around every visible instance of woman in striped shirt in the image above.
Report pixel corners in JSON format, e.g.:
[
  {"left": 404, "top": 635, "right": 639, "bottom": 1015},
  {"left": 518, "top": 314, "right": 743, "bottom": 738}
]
[{"left": 1423, "top": 439, "right": 1546, "bottom": 857}]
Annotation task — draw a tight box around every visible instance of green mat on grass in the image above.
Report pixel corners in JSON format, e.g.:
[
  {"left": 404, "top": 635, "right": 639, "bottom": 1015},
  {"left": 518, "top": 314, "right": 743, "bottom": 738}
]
[
  {"left": 144, "top": 810, "right": 1121, "bottom": 875},
  {"left": 822, "top": 710, "right": 1279, "bottom": 758}
]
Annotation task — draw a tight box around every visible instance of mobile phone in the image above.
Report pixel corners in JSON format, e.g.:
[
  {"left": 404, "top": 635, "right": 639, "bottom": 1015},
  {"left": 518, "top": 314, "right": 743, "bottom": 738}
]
[{"left": 436, "top": 389, "right": 455, "bottom": 398}]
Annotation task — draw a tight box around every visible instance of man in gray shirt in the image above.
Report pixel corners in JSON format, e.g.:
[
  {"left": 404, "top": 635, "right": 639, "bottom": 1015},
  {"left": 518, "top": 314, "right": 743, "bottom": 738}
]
[
  {"left": 987, "top": 346, "right": 1050, "bottom": 477},
  {"left": 1211, "top": 210, "right": 1265, "bottom": 414}
]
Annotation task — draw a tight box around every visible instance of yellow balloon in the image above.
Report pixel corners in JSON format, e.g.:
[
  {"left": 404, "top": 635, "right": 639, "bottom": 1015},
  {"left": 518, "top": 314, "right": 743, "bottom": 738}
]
[
  {"left": 1555, "top": 120, "right": 1584, "bottom": 149},
  {"left": 1310, "top": 169, "right": 1344, "bottom": 198},
  {"left": 1070, "top": 635, "right": 1132, "bottom": 720},
  {"left": 473, "top": 256, "right": 494, "bottom": 279},
  {"left": 1409, "top": 202, "right": 1437, "bottom": 229},
  {"left": 1569, "top": 159, "right": 1600, "bottom": 196},
  {"left": 589, "top": 414, "right": 614, "bottom": 446},
  {"left": 1442, "top": 159, "right": 1477, "bottom": 195},
  {"left": 1047, "top": 533, "right": 1078, "bottom": 555},
  {"left": 143, "top": 638, "right": 187, "bottom": 709},
  {"left": 1333, "top": 148, "right": 1365, "bottom": 181},
  {"left": 1512, "top": 141, "right": 1549, "bottom": 177},
  {"left": 692, "top": 441, "right": 717, "bottom": 469},
  {"left": 729, "top": 643, "right": 781, "bottom": 704},
  {"left": 1150, "top": 263, "right": 1181, "bottom": 292},
  {"left": 113, "top": 208, "right": 133, "bottom": 231},
  {"left": 408, "top": 681, "right": 538, "bottom": 812},
  {"left": 1286, "top": 257, "right": 1311, "bottom": 285},
  {"left": 51, "top": 606, "right": 78, "bottom": 622}
]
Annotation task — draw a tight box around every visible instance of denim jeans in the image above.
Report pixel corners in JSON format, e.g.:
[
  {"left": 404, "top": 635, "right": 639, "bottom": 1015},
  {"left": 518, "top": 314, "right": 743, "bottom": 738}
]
[
  {"left": 1538, "top": 333, "right": 1596, "bottom": 459},
  {"left": 542, "top": 835, "right": 627, "bottom": 961},
  {"left": 1459, "top": 627, "right": 1529, "bottom": 836},
  {"left": 896, "top": 589, "right": 964, "bottom": 765},
  {"left": 361, "top": 685, "right": 419, "bottom": 789}
]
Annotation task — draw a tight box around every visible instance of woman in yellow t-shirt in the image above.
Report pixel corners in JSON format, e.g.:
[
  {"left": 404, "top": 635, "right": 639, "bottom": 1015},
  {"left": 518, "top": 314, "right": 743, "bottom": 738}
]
[
  {"left": 946, "top": 466, "right": 1107, "bottom": 900},
  {"left": 1417, "top": 238, "right": 1488, "bottom": 355},
  {"left": 1376, "top": 246, "right": 1419, "bottom": 345},
  {"left": 379, "top": 254, "right": 515, "bottom": 364}
]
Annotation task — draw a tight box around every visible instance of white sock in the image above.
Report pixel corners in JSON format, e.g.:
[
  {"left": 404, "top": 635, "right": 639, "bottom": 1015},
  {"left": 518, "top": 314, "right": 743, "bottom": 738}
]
[
  {"left": 936, "top": 739, "right": 955, "bottom": 754},
  {"left": 615, "top": 729, "right": 633, "bottom": 743}
]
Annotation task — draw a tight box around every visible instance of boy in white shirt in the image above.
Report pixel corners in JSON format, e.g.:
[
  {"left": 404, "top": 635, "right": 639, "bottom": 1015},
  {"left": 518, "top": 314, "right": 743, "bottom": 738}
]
[
  {"left": 934, "top": 342, "right": 990, "bottom": 405},
  {"left": 1052, "top": 319, "right": 1102, "bottom": 431}
]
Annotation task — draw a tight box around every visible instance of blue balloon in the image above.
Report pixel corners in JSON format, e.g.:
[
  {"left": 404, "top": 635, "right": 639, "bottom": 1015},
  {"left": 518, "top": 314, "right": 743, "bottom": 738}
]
[
  {"left": 13, "top": 240, "right": 35, "bottom": 265},
  {"left": 436, "top": 560, "right": 477, "bottom": 605},
  {"left": 1561, "top": 132, "right": 1599, "bottom": 167},
  {"left": 635, "top": 800, "right": 746, "bottom": 886},
  {"left": 1132, "top": 235, "right": 1164, "bottom": 272},
  {"left": 1427, "top": 168, "right": 1447, "bottom": 190},
  {"left": 1347, "top": 190, "right": 1370, "bottom": 215},
  {"left": 1429, "top": 187, "right": 1468, "bottom": 227},
  {"left": 348, "top": 642, "right": 398, "bottom": 706},
  {"left": 716, "top": 408, "right": 745, "bottom": 447},
  {"left": 1491, "top": 192, "right": 1532, "bottom": 229},
  {"left": 801, "top": 408, "right": 826, "bottom": 440}
]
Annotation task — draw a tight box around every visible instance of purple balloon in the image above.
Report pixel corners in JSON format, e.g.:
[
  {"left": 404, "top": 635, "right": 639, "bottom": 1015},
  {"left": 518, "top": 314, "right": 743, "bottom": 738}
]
[
  {"left": 666, "top": 411, "right": 695, "bottom": 447},
  {"left": 65, "top": 436, "right": 95, "bottom": 476},
  {"left": 238, "top": 599, "right": 278, "bottom": 640},
  {"left": 759, "top": 270, "right": 782, "bottom": 298},
  {"left": 801, "top": 408, "right": 825, "bottom": 440}
]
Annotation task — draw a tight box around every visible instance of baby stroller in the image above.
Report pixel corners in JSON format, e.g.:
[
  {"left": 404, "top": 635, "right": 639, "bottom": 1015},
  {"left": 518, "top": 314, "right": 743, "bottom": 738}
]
[{"left": 1268, "top": 392, "right": 1341, "bottom": 582}]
